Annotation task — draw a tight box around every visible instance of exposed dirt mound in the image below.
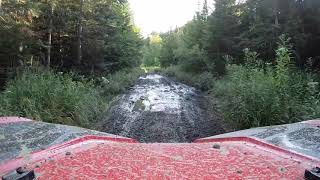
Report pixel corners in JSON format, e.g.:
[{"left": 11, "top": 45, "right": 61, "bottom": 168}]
[{"left": 100, "top": 74, "right": 226, "bottom": 143}]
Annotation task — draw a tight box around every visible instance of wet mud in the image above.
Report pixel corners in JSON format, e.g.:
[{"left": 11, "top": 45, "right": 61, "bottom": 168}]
[{"left": 100, "top": 74, "right": 226, "bottom": 143}]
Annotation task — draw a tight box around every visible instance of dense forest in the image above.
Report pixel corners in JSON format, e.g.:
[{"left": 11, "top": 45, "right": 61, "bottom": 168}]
[
  {"left": 0, "top": 0, "right": 142, "bottom": 75},
  {"left": 0, "top": 0, "right": 144, "bottom": 127},
  {"left": 143, "top": 0, "right": 320, "bottom": 129},
  {"left": 1, "top": 0, "right": 320, "bottom": 130},
  {"left": 144, "top": 0, "right": 320, "bottom": 72}
]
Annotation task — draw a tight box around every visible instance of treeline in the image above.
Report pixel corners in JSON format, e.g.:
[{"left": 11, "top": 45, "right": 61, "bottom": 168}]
[
  {"left": 144, "top": 0, "right": 320, "bottom": 74},
  {"left": 0, "top": 0, "right": 142, "bottom": 76},
  {"left": 143, "top": 0, "right": 320, "bottom": 129}
]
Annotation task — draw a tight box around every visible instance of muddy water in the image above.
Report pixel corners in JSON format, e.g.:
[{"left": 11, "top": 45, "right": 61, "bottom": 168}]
[{"left": 100, "top": 74, "right": 225, "bottom": 143}]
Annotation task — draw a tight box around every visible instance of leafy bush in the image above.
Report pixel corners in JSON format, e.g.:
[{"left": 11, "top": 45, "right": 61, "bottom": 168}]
[{"left": 0, "top": 68, "right": 106, "bottom": 127}]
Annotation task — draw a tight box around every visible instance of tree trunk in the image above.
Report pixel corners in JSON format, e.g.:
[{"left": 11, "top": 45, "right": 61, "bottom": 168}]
[
  {"left": 202, "top": 0, "right": 208, "bottom": 19},
  {"left": 76, "top": 0, "right": 83, "bottom": 66},
  {"left": 47, "top": 3, "right": 53, "bottom": 68},
  {"left": 18, "top": 42, "right": 24, "bottom": 67},
  {"left": 273, "top": 0, "right": 279, "bottom": 26},
  {"left": 90, "top": 65, "right": 94, "bottom": 75},
  {"left": 59, "top": 31, "right": 64, "bottom": 67},
  {"left": 0, "top": 0, "right": 3, "bottom": 17},
  {"left": 274, "top": 11, "right": 279, "bottom": 26}
]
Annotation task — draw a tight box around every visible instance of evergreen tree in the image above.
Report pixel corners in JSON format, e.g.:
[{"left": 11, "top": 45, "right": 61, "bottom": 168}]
[{"left": 0, "top": 0, "right": 143, "bottom": 76}]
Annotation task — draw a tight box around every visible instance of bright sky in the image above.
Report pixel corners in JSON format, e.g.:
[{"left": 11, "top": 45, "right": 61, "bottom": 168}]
[{"left": 129, "top": 0, "right": 212, "bottom": 37}]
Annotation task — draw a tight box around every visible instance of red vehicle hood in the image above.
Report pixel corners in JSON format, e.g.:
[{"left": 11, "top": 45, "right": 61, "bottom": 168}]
[{"left": 0, "top": 117, "right": 319, "bottom": 179}]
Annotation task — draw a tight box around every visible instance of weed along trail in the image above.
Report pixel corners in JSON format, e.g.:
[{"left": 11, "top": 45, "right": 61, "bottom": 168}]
[{"left": 100, "top": 74, "right": 226, "bottom": 143}]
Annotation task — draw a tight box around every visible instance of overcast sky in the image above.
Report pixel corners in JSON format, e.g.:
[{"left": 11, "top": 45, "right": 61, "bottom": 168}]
[{"left": 129, "top": 0, "right": 213, "bottom": 37}]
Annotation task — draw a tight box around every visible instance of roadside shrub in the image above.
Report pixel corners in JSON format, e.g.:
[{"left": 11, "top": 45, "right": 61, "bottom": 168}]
[
  {"left": 161, "top": 66, "right": 194, "bottom": 85},
  {"left": 214, "top": 37, "right": 320, "bottom": 129},
  {"left": 0, "top": 68, "right": 106, "bottom": 127},
  {"left": 215, "top": 65, "right": 281, "bottom": 129},
  {"left": 193, "top": 72, "right": 215, "bottom": 91},
  {"left": 161, "top": 65, "right": 214, "bottom": 91}
]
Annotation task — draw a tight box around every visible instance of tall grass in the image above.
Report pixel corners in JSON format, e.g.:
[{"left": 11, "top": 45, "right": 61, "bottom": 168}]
[
  {"left": 0, "top": 67, "right": 144, "bottom": 128},
  {"left": 160, "top": 36, "right": 320, "bottom": 130},
  {"left": 214, "top": 65, "right": 320, "bottom": 129},
  {"left": 214, "top": 37, "right": 320, "bottom": 129},
  {"left": 0, "top": 68, "right": 106, "bottom": 127},
  {"left": 101, "top": 68, "right": 144, "bottom": 99},
  {"left": 161, "top": 65, "right": 215, "bottom": 91}
]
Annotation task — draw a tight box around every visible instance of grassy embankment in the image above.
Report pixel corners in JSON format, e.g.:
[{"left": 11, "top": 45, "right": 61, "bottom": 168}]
[{"left": 0, "top": 68, "right": 144, "bottom": 128}]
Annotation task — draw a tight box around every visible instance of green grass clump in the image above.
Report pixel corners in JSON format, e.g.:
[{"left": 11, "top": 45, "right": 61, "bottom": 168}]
[
  {"left": 101, "top": 68, "right": 144, "bottom": 99},
  {"left": 215, "top": 65, "right": 320, "bottom": 129},
  {"left": 0, "top": 68, "right": 107, "bottom": 127}
]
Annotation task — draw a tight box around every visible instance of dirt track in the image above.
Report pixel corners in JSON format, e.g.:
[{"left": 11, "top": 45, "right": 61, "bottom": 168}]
[{"left": 100, "top": 74, "right": 226, "bottom": 143}]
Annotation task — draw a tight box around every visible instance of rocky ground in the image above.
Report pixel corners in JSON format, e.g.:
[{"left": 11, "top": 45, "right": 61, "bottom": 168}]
[{"left": 99, "top": 74, "right": 226, "bottom": 143}]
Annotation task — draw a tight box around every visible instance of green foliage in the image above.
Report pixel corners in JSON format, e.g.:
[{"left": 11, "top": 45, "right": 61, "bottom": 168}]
[
  {"left": 178, "top": 45, "right": 208, "bottom": 73},
  {"left": 101, "top": 67, "right": 144, "bottom": 98},
  {"left": 158, "top": 22, "right": 209, "bottom": 73},
  {"left": 0, "top": 67, "right": 144, "bottom": 127},
  {"left": 203, "top": 0, "right": 236, "bottom": 75},
  {"left": 161, "top": 66, "right": 214, "bottom": 91},
  {"left": 159, "top": 31, "right": 179, "bottom": 67},
  {"left": 274, "top": 35, "right": 293, "bottom": 87},
  {"left": 0, "top": 68, "right": 106, "bottom": 127},
  {"left": 243, "top": 49, "right": 262, "bottom": 68},
  {"left": 160, "top": 35, "right": 320, "bottom": 130},
  {"left": 0, "top": 0, "right": 143, "bottom": 76},
  {"left": 155, "top": 0, "right": 235, "bottom": 76},
  {"left": 152, "top": 0, "right": 320, "bottom": 76},
  {"left": 100, "top": 3, "right": 143, "bottom": 72},
  {"left": 149, "top": 0, "right": 320, "bottom": 130},
  {"left": 2, "top": 0, "right": 320, "bottom": 131},
  {"left": 214, "top": 39, "right": 320, "bottom": 129},
  {"left": 142, "top": 33, "right": 162, "bottom": 67},
  {"left": 0, "top": 0, "right": 144, "bottom": 127}
]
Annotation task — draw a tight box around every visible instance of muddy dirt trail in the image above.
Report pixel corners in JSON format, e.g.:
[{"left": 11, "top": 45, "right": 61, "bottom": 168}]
[{"left": 99, "top": 74, "right": 226, "bottom": 143}]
